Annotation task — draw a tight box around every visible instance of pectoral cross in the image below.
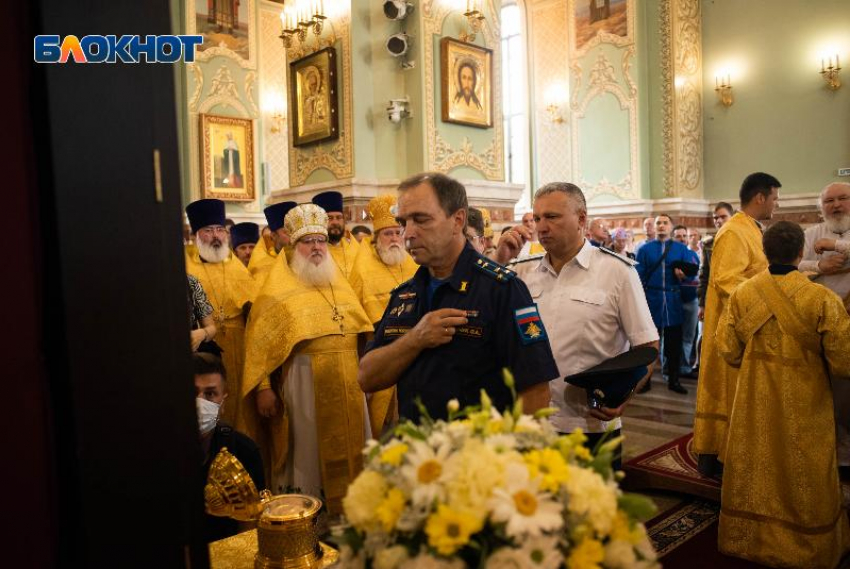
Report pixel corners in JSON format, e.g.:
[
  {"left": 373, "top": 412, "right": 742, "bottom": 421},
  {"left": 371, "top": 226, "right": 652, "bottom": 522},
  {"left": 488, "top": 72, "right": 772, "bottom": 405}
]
[{"left": 332, "top": 306, "right": 345, "bottom": 335}]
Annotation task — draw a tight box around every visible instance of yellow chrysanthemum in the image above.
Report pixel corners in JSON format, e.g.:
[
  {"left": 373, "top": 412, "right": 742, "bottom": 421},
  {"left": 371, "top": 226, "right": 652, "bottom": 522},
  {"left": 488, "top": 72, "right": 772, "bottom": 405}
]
[
  {"left": 525, "top": 448, "right": 570, "bottom": 493},
  {"left": 343, "top": 470, "right": 388, "bottom": 530},
  {"left": 566, "top": 537, "right": 604, "bottom": 569},
  {"left": 380, "top": 443, "right": 409, "bottom": 466},
  {"left": 573, "top": 445, "right": 592, "bottom": 462},
  {"left": 376, "top": 488, "right": 406, "bottom": 532},
  {"left": 425, "top": 505, "right": 482, "bottom": 555}
]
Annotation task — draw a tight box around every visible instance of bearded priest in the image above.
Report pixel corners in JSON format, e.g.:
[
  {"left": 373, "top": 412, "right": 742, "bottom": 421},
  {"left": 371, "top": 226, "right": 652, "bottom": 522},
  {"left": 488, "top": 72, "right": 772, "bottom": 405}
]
[
  {"left": 313, "top": 191, "right": 359, "bottom": 280},
  {"left": 247, "top": 201, "right": 297, "bottom": 284},
  {"left": 185, "top": 198, "right": 258, "bottom": 428},
  {"left": 240, "top": 203, "right": 373, "bottom": 515},
  {"left": 349, "top": 194, "right": 418, "bottom": 436}
]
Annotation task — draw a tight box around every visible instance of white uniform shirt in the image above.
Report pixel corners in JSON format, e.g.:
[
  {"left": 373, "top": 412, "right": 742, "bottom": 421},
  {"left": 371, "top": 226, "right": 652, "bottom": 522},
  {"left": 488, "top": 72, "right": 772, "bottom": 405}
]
[
  {"left": 799, "top": 222, "right": 850, "bottom": 300},
  {"left": 511, "top": 239, "right": 659, "bottom": 434}
]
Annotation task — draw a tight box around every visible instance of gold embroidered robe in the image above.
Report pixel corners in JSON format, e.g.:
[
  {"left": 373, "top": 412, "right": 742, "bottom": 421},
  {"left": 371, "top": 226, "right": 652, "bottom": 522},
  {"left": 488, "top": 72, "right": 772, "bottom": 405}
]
[
  {"left": 186, "top": 250, "right": 257, "bottom": 428},
  {"left": 716, "top": 270, "right": 850, "bottom": 568},
  {"left": 693, "top": 212, "right": 767, "bottom": 458},
  {"left": 348, "top": 242, "right": 418, "bottom": 436},
  {"left": 241, "top": 254, "right": 372, "bottom": 514},
  {"left": 328, "top": 236, "right": 359, "bottom": 281}
]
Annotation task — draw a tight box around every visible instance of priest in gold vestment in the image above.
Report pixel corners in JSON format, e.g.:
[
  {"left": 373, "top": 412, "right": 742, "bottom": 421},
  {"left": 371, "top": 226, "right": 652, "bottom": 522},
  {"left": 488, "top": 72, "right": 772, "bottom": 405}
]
[
  {"left": 693, "top": 173, "right": 778, "bottom": 474},
  {"left": 241, "top": 204, "right": 372, "bottom": 514},
  {"left": 247, "top": 201, "right": 296, "bottom": 284},
  {"left": 716, "top": 221, "right": 850, "bottom": 568},
  {"left": 348, "top": 195, "right": 418, "bottom": 436},
  {"left": 313, "top": 191, "right": 359, "bottom": 280},
  {"left": 185, "top": 199, "right": 258, "bottom": 428}
]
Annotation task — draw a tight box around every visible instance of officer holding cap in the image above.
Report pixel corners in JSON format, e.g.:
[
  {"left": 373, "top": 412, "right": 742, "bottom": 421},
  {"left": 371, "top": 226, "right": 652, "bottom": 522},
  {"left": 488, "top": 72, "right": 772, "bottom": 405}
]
[{"left": 497, "top": 182, "right": 659, "bottom": 466}]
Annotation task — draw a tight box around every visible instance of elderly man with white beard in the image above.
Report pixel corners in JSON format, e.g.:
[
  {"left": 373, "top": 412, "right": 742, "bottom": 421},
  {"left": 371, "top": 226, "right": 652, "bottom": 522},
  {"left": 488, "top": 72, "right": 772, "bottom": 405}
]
[
  {"left": 349, "top": 195, "right": 418, "bottom": 436},
  {"left": 185, "top": 199, "right": 258, "bottom": 429},
  {"left": 799, "top": 181, "right": 850, "bottom": 470},
  {"left": 240, "top": 203, "right": 373, "bottom": 515}
]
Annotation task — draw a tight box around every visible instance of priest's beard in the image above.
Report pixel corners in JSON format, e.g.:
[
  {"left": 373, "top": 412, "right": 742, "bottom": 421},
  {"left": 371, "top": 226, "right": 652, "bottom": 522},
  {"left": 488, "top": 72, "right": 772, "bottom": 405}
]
[
  {"left": 825, "top": 212, "right": 850, "bottom": 234},
  {"left": 197, "top": 237, "right": 230, "bottom": 263},
  {"left": 376, "top": 242, "right": 406, "bottom": 266},
  {"left": 328, "top": 225, "right": 344, "bottom": 245},
  {"left": 290, "top": 251, "right": 337, "bottom": 287}
]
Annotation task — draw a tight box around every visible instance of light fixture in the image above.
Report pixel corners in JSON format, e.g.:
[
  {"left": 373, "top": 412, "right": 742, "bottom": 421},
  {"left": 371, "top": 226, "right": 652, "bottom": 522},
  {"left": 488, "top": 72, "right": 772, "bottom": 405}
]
[
  {"left": 386, "top": 33, "right": 410, "bottom": 57},
  {"left": 543, "top": 82, "right": 567, "bottom": 124},
  {"left": 714, "top": 73, "right": 733, "bottom": 107},
  {"left": 387, "top": 97, "right": 412, "bottom": 123},
  {"left": 459, "top": 0, "right": 485, "bottom": 43},
  {"left": 821, "top": 54, "right": 842, "bottom": 90},
  {"left": 263, "top": 91, "right": 287, "bottom": 134},
  {"left": 279, "top": 0, "right": 327, "bottom": 49},
  {"left": 383, "top": 0, "right": 414, "bottom": 21}
]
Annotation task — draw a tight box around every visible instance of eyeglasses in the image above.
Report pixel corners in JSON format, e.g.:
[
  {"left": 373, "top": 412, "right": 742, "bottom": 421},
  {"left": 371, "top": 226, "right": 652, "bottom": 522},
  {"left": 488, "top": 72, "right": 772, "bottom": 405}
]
[
  {"left": 198, "top": 226, "right": 228, "bottom": 236},
  {"left": 299, "top": 236, "right": 328, "bottom": 246}
]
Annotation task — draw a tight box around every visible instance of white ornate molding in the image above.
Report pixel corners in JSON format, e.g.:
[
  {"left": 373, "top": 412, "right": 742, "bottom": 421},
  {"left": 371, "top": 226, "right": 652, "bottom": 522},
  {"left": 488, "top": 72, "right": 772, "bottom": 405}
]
[
  {"left": 188, "top": 63, "right": 204, "bottom": 111},
  {"left": 421, "top": 0, "right": 505, "bottom": 181},
  {"left": 186, "top": 0, "right": 257, "bottom": 69},
  {"left": 208, "top": 65, "right": 240, "bottom": 100},
  {"left": 660, "top": 0, "right": 704, "bottom": 197},
  {"left": 244, "top": 71, "right": 259, "bottom": 116}
]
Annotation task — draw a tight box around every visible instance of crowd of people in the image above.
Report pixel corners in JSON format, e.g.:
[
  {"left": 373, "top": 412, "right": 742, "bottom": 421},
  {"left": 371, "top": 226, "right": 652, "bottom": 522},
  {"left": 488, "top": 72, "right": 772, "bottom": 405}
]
[{"left": 183, "top": 172, "right": 850, "bottom": 568}]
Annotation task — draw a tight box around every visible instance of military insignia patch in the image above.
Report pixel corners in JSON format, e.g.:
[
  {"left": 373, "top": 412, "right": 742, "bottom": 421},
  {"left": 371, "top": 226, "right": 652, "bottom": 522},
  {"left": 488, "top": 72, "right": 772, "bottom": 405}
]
[
  {"left": 398, "top": 292, "right": 417, "bottom": 300},
  {"left": 514, "top": 305, "right": 547, "bottom": 345}
]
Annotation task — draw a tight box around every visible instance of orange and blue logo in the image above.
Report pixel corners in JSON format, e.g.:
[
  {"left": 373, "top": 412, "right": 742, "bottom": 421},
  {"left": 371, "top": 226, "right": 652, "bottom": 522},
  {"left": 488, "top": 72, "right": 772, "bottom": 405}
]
[{"left": 34, "top": 35, "right": 203, "bottom": 64}]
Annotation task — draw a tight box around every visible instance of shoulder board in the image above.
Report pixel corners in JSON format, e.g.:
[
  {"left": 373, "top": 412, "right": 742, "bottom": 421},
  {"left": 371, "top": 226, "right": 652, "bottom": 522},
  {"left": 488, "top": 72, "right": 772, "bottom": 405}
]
[
  {"left": 506, "top": 252, "right": 546, "bottom": 268},
  {"left": 473, "top": 257, "right": 516, "bottom": 283},
  {"left": 598, "top": 246, "right": 638, "bottom": 266}
]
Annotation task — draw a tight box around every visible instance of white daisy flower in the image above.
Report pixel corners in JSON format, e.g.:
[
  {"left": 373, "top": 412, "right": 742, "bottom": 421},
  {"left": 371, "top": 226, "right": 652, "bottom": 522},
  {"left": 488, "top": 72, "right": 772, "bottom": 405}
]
[
  {"left": 488, "top": 463, "right": 564, "bottom": 538},
  {"left": 484, "top": 547, "right": 523, "bottom": 569},
  {"left": 400, "top": 440, "right": 452, "bottom": 508},
  {"left": 485, "top": 433, "right": 518, "bottom": 453},
  {"left": 518, "top": 536, "right": 563, "bottom": 569}
]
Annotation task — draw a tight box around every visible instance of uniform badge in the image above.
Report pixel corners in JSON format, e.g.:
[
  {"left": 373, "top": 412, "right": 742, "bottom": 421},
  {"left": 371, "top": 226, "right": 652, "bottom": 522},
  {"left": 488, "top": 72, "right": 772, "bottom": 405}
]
[
  {"left": 398, "top": 292, "right": 417, "bottom": 300},
  {"left": 459, "top": 281, "right": 469, "bottom": 293},
  {"left": 514, "top": 305, "right": 548, "bottom": 345}
]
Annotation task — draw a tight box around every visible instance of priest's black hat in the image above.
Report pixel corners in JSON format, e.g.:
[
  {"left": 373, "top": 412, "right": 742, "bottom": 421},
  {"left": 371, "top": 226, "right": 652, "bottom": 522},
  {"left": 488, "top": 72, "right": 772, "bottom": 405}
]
[
  {"left": 564, "top": 346, "right": 659, "bottom": 409},
  {"left": 264, "top": 201, "right": 297, "bottom": 231},
  {"left": 230, "top": 222, "right": 259, "bottom": 249},
  {"left": 186, "top": 199, "right": 226, "bottom": 234},
  {"left": 312, "top": 191, "right": 344, "bottom": 214},
  {"left": 671, "top": 260, "right": 699, "bottom": 278}
]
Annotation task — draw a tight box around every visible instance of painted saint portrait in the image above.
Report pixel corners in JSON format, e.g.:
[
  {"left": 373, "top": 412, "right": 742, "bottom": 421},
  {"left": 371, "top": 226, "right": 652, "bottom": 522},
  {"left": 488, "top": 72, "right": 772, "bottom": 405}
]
[
  {"left": 290, "top": 48, "right": 339, "bottom": 147},
  {"left": 441, "top": 38, "right": 493, "bottom": 129},
  {"left": 574, "top": 0, "right": 629, "bottom": 52},
  {"left": 200, "top": 114, "right": 255, "bottom": 201},
  {"left": 194, "top": 0, "right": 251, "bottom": 61}
]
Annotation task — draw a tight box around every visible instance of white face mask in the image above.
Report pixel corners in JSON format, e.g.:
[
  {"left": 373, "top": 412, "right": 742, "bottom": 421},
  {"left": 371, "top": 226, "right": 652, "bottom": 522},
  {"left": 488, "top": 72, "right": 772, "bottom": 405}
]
[{"left": 196, "top": 397, "right": 220, "bottom": 435}]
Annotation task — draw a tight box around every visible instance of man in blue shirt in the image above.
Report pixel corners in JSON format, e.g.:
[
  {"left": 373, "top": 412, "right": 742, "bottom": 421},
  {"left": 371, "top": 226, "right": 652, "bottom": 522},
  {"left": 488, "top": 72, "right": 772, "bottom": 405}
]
[
  {"left": 635, "top": 214, "right": 691, "bottom": 394},
  {"left": 673, "top": 225, "right": 701, "bottom": 378},
  {"left": 358, "top": 173, "right": 560, "bottom": 421}
]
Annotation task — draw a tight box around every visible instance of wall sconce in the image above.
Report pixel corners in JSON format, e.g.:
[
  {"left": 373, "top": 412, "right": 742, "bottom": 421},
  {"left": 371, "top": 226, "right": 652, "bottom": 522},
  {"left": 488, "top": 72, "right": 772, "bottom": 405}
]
[
  {"left": 279, "top": 0, "right": 326, "bottom": 49},
  {"left": 714, "top": 73, "right": 733, "bottom": 107},
  {"left": 821, "top": 54, "right": 842, "bottom": 90},
  {"left": 543, "top": 82, "right": 567, "bottom": 124},
  {"left": 263, "top": 91, "right": 287, "bottom": 135},
  {"left": 459, "top": 0, "right": 485, "bottom": 43}
]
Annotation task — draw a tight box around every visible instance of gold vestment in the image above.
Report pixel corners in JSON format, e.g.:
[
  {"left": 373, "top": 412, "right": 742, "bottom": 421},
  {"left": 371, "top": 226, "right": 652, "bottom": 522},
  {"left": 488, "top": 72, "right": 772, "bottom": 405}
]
[
  {"left": 693, "top": 212, "right": 767, "bottom": 458},
  {"left": 716, "top": 270, "right": 850, "bottom": 568},
  {"left": 327, "top": 237, "right": 359, "bottom": 281},
  {"left": 241, "top": 254, "right": 373, "bottom": 515},
  {"left": 186, "top": 249, "right": 258, "bottom": 428},
  {"left": 348, "top": 242, "right": 418, "bottom": 436}
]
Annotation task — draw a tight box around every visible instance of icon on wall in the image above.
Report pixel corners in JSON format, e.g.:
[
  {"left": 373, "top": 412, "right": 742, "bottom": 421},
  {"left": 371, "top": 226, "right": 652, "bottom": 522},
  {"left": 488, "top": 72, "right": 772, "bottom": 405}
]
[
  {"left": 440, "top": 37, "right": 493, "bottom": 129},
  {"left": 289, "top": 47, "right": 340, "bottom": 147}
]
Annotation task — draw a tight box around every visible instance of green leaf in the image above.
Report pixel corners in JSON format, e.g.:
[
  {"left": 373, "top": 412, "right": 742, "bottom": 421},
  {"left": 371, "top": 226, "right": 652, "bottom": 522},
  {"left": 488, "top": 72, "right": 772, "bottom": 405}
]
[{"left": 618, "top": 493, "right": 658, "bottom": 522}]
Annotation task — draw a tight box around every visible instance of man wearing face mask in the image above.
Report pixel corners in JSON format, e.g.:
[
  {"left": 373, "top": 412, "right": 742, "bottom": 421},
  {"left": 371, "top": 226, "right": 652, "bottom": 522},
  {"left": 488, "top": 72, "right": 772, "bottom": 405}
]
[
  {"left": 313, "top": 191, "right": 360, "bottom": 280},
  {"left": 194, "top": 352, "right": 264, "bottom": 542}
]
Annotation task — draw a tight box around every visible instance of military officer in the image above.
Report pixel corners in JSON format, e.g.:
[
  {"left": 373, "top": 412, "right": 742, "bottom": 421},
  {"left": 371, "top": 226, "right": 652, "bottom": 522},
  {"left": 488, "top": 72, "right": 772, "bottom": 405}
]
[{"left": 358, "top": 173, "right": 560, "bottom": 421}]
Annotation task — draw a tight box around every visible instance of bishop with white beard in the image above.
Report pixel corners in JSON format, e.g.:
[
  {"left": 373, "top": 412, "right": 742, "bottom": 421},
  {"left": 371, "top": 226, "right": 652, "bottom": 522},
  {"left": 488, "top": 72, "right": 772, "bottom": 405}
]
[
  {"left": 348, "top": 194, "right": 419, "bottom": 436},
  {"left": 184, "top": 198, "right": 257, "bottom": 428},
  {"left": 240, "top": 203, "right": 372, "bottom": 514}
]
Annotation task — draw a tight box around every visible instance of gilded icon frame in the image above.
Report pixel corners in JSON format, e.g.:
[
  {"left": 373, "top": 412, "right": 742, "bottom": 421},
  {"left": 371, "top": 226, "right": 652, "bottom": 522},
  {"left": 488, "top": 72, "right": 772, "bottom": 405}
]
[
  {"left": 200, "top": 113, "right": 255, "bottom": 202},
  {"left": 440, "top": 37, "right": 493, "bottom": 129},
  {"left": 289, "top": 47, "right": 340, "bottom": 147}
]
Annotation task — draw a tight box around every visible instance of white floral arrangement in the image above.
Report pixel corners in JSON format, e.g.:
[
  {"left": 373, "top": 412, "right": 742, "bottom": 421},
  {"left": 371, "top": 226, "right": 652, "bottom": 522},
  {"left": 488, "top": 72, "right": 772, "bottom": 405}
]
[{"left": 335, "top": 374, "right": 660, "bottom": 569}]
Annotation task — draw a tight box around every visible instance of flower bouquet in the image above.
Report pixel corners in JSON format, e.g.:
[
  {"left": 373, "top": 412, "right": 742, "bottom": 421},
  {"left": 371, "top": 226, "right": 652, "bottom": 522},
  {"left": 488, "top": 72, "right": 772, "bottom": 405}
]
[{"left": 335, "top": 373, "right": 660, "bottom": 569}]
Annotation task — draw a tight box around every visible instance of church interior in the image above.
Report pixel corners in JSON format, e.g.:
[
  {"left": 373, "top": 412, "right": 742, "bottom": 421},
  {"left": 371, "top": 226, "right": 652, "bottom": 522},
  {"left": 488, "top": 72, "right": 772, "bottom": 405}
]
[{"left": 8, "top": 0, "right": 850, "bottom": 567}]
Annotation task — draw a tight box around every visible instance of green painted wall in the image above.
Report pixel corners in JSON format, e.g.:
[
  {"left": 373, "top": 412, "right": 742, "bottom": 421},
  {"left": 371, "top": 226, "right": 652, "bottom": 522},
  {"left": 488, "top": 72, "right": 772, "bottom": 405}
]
[
  {"left": 643, "top": 0, "right": 666, "bottom": 199},
  {"left": 702, "top": 0, "right": 850, "bottom": 199}
]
